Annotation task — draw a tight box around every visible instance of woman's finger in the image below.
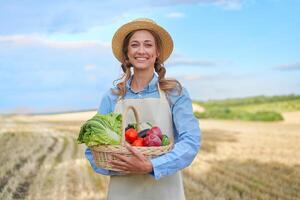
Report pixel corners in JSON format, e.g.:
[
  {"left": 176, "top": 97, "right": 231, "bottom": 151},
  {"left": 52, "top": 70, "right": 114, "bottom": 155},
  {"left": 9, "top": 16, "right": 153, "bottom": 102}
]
[
  {"left": 112, "top": 165, "right": 129, "bottom": 171},
  {"left": 125, "top": 143, "right": 144, "bottom": 160},
  {"left": 110, "top": 159, "right": 130, "bottom": 168},
  {"left": 113, "top": 153, "right": 130, "bottom": 163},
  {"left": 110, "top": 162, "right": 131, "bottom": 171}
]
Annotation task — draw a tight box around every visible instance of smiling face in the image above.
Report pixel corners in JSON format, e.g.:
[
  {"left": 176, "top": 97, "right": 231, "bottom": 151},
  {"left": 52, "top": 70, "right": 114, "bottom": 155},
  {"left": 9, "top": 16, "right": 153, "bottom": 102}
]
[{"left": 126, "top": 30, "right": 160, "bottom": 70}]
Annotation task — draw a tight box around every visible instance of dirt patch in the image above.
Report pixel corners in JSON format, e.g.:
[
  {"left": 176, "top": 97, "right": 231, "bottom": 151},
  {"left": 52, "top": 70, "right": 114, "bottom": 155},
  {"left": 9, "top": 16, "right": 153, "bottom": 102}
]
[
  {"left": 200, "top": 129, "right": 238, "bottom": 153},
  {"left": 282, "top": 111, "right": 300, "bottom": 125}
]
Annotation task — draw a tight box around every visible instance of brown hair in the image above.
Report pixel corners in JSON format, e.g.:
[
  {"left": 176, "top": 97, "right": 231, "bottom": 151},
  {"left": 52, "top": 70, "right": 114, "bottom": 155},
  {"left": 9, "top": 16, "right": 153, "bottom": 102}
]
[{"left": 112, "top": 29, "right": 182, "bottom": 98}]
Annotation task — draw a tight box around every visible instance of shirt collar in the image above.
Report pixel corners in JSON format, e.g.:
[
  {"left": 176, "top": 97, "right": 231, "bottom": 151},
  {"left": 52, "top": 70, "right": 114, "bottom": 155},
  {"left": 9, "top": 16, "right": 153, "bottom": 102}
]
[{"left": 126, "top": 74, "right": 158, "bottom": 93}]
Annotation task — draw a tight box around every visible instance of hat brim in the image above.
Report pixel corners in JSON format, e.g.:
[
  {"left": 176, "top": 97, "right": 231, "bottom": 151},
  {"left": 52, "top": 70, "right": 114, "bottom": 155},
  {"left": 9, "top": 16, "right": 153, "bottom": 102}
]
[{"left": 112, "top": 20, "right": 173, "bottom": 63}]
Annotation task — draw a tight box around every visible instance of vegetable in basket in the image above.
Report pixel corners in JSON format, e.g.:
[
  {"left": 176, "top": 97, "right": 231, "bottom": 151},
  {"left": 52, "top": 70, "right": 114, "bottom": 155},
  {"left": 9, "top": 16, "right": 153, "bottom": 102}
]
[
  {"left": 125, "top": 128, "right": 138, "bottom": 143},
  {"left": 124, "top": 124, "right": 170, "bottom": 147},
  {"left": 77, "top": 112, "right": 122, "bottom": 146}
]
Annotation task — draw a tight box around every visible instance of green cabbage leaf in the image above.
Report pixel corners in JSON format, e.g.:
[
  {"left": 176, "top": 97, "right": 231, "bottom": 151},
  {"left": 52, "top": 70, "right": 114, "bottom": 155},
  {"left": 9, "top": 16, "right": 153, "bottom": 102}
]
[{"left": 77, "top": 112, "right": 122, "bottom": 146}]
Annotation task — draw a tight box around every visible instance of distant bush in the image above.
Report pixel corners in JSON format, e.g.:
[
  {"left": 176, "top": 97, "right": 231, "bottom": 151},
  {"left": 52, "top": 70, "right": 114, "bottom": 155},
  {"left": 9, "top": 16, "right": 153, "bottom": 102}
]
[
  {"left": 194, "top": 94, "right": 300, "bottom": 108},
  {"left": 237, "top": 111, "right": 283, "bottom": 121},
  {"left": 194, "top": 108, "right": 283, "bottom": 122},
  {"left": 192, "top": 94, "right": 299, "bottom": 121}
]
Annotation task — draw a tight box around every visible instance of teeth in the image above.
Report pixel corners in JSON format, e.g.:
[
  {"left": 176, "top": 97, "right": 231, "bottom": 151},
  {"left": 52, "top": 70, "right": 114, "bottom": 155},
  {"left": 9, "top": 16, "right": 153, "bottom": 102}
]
[{"left": 136, "top": 57, "right": 147, "bottom": 61}]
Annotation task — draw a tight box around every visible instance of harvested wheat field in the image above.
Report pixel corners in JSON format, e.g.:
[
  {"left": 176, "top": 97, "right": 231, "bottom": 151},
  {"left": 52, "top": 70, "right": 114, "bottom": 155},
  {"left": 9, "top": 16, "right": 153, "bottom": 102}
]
[{"left": 0, "top": 110, "right": 299, "bottom": 200}]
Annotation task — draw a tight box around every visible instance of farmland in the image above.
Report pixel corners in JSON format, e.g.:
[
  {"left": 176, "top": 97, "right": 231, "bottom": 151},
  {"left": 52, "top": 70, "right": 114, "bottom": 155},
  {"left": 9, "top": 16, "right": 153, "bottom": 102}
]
[
  {"left": 0, "top": 109, "right": 300, "bottom": 200},
  {"left": 194, "top": 94, "right": 300, "bottom": 121}
]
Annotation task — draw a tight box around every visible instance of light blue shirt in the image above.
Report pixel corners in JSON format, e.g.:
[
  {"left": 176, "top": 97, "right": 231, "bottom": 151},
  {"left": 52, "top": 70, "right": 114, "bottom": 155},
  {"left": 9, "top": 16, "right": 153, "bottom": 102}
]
[{"left": 85, "top": 74, "right": 201, "bottom": 180}]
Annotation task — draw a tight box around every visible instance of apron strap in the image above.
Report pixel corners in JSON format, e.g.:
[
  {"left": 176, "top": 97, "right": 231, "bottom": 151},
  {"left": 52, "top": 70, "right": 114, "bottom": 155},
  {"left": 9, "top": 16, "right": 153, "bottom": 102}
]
[{"left": 157, "top": 83, "right": 171, "bottom": 106}]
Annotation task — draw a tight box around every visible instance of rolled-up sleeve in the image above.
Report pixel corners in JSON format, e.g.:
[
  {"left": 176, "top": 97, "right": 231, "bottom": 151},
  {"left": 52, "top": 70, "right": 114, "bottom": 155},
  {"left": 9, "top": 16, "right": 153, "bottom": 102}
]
[{"left": 150, "top": 88, "right": 201, "bottom": 180}]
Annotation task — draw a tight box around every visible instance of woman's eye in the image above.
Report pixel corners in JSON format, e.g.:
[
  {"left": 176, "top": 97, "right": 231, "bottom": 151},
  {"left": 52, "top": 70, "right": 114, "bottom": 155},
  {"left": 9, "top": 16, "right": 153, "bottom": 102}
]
[
  {"left": 131, "top": 44, "right": 138, "bottom": 47},
  {"left": 145, "top": 44, "right": 152, "bottom": 47}
]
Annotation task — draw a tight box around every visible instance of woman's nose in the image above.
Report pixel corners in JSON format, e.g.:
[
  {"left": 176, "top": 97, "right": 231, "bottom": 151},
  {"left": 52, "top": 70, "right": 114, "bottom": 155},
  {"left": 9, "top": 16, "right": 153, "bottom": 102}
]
[{"left": 137, "top": 45, "right": 146, "bottom": 54}]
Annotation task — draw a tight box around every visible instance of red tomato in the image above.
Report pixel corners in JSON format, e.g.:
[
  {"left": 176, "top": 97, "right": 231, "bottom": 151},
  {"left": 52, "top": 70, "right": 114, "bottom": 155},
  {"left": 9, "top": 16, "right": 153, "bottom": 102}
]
[
  {"left": 125, "top": 128, "right": 138, "bottom": 143},
  {"left": 132, "top": 138, "right": 144, "bottom": 146}
]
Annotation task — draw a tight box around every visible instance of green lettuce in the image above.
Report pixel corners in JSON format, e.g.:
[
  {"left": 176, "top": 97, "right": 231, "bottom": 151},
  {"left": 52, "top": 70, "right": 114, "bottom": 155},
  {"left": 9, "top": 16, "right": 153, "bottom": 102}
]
[{"left": 77, "top": 112, "right": 122, "bottom": 146}]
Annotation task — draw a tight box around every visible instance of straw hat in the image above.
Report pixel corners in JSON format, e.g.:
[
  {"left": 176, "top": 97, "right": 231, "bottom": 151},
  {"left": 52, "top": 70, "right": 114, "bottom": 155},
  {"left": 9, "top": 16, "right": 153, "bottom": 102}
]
[{"left": 112, "top": 18, "right": 173, "bottom": 63}]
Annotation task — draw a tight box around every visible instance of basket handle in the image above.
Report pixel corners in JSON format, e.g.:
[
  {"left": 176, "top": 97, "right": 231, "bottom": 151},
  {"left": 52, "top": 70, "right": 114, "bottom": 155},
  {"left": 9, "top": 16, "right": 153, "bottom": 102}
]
[{"left": 121, "top": 106, "right": 140, "bottom": 146}]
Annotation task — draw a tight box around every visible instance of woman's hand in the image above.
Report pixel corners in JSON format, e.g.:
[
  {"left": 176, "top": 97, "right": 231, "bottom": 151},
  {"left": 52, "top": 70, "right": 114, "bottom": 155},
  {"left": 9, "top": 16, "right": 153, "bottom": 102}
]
[{"left": 109, "top": 143, "right": 153, "bottom": 174}]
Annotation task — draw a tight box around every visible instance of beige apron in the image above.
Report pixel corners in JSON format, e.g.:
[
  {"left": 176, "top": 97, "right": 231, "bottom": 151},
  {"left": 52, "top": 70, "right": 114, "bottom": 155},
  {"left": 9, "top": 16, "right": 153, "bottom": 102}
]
[{"left": 107, "top": 85, "right": 185, "bottom": 200}]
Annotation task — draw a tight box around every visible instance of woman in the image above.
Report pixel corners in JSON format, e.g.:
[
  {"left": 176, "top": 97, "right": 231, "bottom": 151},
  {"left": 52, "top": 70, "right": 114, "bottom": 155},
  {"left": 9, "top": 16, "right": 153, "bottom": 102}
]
[{"left": 85, "top": 18, "right": 201, "bottom": 200}]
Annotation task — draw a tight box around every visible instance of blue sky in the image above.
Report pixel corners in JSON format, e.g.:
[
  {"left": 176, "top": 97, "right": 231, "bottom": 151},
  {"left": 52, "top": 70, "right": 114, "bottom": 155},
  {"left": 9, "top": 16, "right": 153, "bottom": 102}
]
[{"left": 1, "top": 0, "right": 300, "bottom": 114}]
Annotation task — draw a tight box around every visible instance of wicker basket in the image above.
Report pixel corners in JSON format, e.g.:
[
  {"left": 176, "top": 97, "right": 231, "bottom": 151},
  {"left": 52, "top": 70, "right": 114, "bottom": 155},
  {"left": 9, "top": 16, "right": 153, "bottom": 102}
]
[{"left": 90, "top": 106, "right": 173, "bottom": 171}]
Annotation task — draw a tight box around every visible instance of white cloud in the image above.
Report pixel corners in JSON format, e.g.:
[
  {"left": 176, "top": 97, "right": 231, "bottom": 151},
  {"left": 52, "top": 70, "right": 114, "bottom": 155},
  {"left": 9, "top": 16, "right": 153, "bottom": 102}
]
[
  {"left": 175, "top": 73, "right": 226, "bottom": 82},
  {"left": 213, "top": 0, "right": 242, "bottom": 10},
  {"left": 177, "top": 75, "right": 207, "bottom": 81},
  {"left": 0, "top": 34, "right": 110, "bottom": 49},
  {"left": 167, "top": 58, "right": 218, "bottom": 67},
  {"left": 274, "top": 62, "right": 300, "bottom": 71},
  {"left": 84, "top": 64, "right": 97, "bottom": 71},
  {"left": 151, "top": 0, "right": 243, "bottom": 9},
  {"left": 84, "top": 64, "right": 98, "bottom": 82},
  {"left": 166, "top": 12, "right": 185, "bottom": 18},
  {"left": 0, "top": 0, "right": 244, "bottom": 35},
  {"left": 87, "top": 74, "right": 97, "bottom": 82},
  {"left": 166, "top": 53, "right": 230, "bottom": 67}
]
